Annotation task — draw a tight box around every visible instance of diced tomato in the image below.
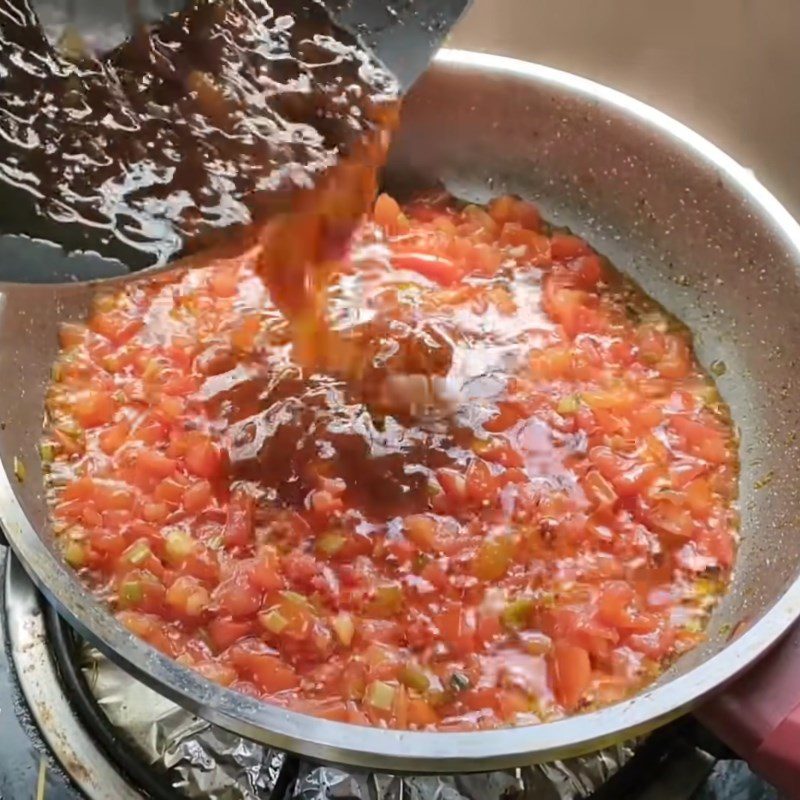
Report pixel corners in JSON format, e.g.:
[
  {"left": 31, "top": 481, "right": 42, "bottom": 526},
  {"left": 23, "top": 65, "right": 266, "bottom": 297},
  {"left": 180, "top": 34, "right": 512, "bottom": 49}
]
[
  {"left": 550, "top": 233, "right": 592, "bottom": 261},
  {"left": 583, "top": 469, "right": 617, "bottom": 508},
  {"left": 568, "top": 255, "right": 605, "bottom": 289},
  {"left": 462, "top": 687, "right": 499, "bottom": 713},
  {"left": 499, "top": 689, "right": 530, "bottom": 721},
  {"left": 209, "top": 268, "right": 239, "bottom": 298},
  {"left": 194, "top": 661, "right": 238, "bottom": 686},
  {"left": 465, "top": 459, "right": 497, "bottom": 505},
  {"left": 552, "top": 642, "right": 591, "bottom": 711},
  {"left": 222, "top": 489, "right": 253, "bottom": 548},
  {"left": 155, "top": 476, "right": 190, "bottom": 505},
  {"left": 231, "top": 315, "right": 262, "bottom": 351},
  {"left": 207, "top": 617, "right": 255, "bottom": 652},
  {"left": 143, "top": 501, "right": 169, "bottom": 523},
  {"left": 166, "top": 575, "right": 210, "bottom": 619},
  {"left": 183, "top": 480, "right": 213, "bottom": 513},
  {"left": 183, "top": 548, "right": 220, "bottom": 584},
  {"left": 46, "top": 193, "right": 737, "bottom": 732},
  {"left": 59, "top": 322, "right": 87, "bottom": 349},
  {"left": 99, "top": 422, "right": 130, "bottom": 455},
  {"left": 136, "top": 449, "right": 177, "bottom": 479},
  {"left": 90, "top": 529, "right": 127, "bottom": 560},
  {"left": 489, "top": 195, "right": 542, "bottom": 230},
  {"left": 162, "top": 373, "right": 198, "bottom": 396},
  {"left": 185, "top": 437, "right": 223, "bottom": 478},
  {"left": 404, "top": 514, "right": 438, "bottom": 552},
  {"left": 229, "top": 645, "right": 300, "bottom": 693},
  {"left": 670, "top": 416, "right": 730, "bottom": 464},
  {"left": 90, "top": 312, "right": 142, "bottom": 344},
  {"left": 392, "top": 252, "right": 461, "bottom": 286},
  {"left": 250, "top": 548, "right": 285, "bottom": 592},
  {"left": 213, "top": 571, "right": 262, "bottom": 618},
  {"left": 73, "top": 391, "right": 116, "bottom": 427},
  {"left": 476, "top": 613, "right": 502, "bottom": 646},
  {"left": 374, "top": 193, "right": 402, "bottom": 230},
  {"left": 93, "top": 485, "right": 135, "bottom": 512},
  {"left": 434, "top": 604, "right": 475, "bottom": 655}
]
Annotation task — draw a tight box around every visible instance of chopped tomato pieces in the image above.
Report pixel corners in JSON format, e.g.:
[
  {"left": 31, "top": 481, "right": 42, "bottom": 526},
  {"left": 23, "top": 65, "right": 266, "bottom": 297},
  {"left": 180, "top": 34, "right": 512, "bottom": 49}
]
[
  {"left": 44, "top": 193, "right": 737, "bottom": 731},
  {"left": 553, "top": 643, "right": 591, "bottom": 711}
]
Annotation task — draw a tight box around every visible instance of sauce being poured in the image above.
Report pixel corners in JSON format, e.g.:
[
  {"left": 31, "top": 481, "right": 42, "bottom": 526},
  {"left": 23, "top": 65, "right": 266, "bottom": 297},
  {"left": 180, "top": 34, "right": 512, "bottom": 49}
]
[{"left": 0, "top": 0, "right": 399, "bottom": 323}]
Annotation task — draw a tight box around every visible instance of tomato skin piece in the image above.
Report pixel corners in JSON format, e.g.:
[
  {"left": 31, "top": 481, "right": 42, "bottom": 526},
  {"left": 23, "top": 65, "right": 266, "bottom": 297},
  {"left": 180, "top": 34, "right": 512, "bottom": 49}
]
[
  {"left": 552, "top": 642, "right": 591, "bottom": 711},
  {"left": 436, "top": 469, "right": 467, "bottom": 506},
  {"left": 483, "top": 402, "right": 522, "bottom": 433}
]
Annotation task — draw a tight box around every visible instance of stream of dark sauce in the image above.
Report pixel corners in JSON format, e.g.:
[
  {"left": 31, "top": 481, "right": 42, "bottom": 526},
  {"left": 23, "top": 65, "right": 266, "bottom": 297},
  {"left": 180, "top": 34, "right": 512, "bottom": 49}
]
[
  {"left": 0, "top": 0, "right": 399, "bottom": 271},
  {"left": 188, "top": 226, "right": 563, "bottom": 524}
]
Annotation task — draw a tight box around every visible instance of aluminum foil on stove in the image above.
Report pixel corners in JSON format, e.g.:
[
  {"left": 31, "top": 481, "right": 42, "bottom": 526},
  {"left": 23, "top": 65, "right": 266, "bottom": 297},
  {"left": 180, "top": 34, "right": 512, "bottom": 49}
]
[
  {"left": 80, "top": 642, "right": 636, "bottom": 800},
  {"left": 286, "top": 742, "right": 634, "bottom": 800},
  {"left": 80, "top": 643, "right": 284, "bottom": 799}
]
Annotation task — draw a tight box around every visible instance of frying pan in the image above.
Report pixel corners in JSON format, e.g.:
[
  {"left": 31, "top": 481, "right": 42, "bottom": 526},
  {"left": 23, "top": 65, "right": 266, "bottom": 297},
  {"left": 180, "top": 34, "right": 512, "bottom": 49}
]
[{"left": 2, "top": 50, "right": 800, "bottom": 772}]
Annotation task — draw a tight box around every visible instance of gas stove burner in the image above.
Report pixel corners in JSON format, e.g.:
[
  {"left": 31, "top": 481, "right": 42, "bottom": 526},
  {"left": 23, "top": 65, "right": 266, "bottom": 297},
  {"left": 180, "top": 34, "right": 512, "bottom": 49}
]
[{"left": 1, "top": 550, "right": 778, "bottom": 800}]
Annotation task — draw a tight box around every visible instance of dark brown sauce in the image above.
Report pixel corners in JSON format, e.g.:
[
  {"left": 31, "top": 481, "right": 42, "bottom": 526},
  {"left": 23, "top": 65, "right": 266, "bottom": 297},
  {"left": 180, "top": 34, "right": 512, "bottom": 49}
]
[
  {"left": 188, "top": 230, "right": 569, "bottom": 524},
  {"left": 0, "top": 0, "right": 399, "bottom": 270}
]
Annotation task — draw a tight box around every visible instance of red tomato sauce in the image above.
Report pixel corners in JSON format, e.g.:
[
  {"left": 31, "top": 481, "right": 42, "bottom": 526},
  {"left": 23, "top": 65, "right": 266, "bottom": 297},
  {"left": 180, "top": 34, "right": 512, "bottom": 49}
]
[{"left": 43, "top": 193, "right": 738, "bottom": 730}]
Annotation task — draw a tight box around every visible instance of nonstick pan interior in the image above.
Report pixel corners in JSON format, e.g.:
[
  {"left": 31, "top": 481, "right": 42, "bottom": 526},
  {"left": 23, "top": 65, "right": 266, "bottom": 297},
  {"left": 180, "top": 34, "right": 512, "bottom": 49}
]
[{"left": 1, "top": 51, "right": 800, "bottom": 770}]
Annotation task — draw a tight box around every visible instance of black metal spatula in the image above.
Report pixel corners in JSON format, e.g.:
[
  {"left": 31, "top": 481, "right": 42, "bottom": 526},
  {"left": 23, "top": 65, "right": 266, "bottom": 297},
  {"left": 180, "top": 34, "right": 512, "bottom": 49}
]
[
  {"left": 0, "top": 0, "right": 471, "bottom": 283},
  {"left": 33, "top": 0, "right": 472, "bottom": 91}
]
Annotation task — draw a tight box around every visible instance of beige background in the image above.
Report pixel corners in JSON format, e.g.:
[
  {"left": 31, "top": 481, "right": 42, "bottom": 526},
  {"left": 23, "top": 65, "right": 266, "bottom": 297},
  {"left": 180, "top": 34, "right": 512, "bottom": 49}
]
[{"left": 450, "top": 0, "right": 800, "bottom": 215}]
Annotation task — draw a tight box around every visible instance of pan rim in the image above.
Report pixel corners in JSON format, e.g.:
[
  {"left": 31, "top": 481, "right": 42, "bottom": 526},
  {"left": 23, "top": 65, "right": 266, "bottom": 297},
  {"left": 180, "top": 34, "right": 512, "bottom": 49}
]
[{"left": 3, "top": 48, "right": 800, "bottom": 772}]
